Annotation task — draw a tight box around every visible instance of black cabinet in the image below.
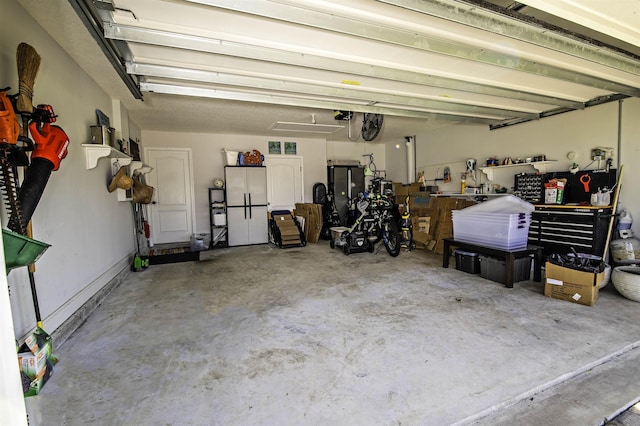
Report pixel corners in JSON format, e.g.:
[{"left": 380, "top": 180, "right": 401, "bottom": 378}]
[
  {"left": 327, "top": 165, "right": 365, "bottom": 226},
  {"left": 528, "top": 206, "right": 612, "bottom": 257}
]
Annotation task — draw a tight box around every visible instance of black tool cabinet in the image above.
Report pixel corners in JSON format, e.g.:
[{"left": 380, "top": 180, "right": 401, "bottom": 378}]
[
  {"left": 528, "top": 205, "right": 612, "bottom": 257},
  {"left": 327, "top": 165, "right": 365, "bottom": 226}
]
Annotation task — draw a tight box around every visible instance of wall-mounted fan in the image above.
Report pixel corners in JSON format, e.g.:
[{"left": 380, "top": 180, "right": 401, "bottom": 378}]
[{"left": 361, "top": 113, "right": 384, "bottom": 141}]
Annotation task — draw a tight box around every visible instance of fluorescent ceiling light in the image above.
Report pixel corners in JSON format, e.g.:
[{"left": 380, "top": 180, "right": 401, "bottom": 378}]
[{"left": 270, "top": 121, "right": 344, "bottom": 133}]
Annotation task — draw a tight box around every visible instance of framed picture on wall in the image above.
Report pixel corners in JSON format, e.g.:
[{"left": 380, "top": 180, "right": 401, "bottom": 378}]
[
  {"left": 268, "top": 141, "right": 281, "bottom": 154},
  {"left": 130, "top": 139, "right": 141, "bottom": 161},
  {"left": 284, "top": 141, "right": 297, "bottom": 155}
]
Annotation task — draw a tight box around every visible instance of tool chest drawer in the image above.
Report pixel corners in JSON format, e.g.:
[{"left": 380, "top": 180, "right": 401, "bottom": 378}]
[{"left": 528, "top": 206, "right": 612, "bottom": 257}]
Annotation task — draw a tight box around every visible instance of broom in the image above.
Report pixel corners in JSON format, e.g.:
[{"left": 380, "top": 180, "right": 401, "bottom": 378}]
[
  {"left": 16, "top": 42, "right": 41, "bottom": 115},
  {"left": 16, "top": 43, "right": 46, "bottom": 332}
]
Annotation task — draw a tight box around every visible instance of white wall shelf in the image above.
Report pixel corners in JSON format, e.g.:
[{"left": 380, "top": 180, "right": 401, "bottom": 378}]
[
  {"left": 82, "top": 144, "right": 132, "bottom": 169},
  {"left": 480, "top": 160, "right": 556, "bottom": 181},
  {"left": 130, "top": 161, "right": 153, "bottom": 175}
]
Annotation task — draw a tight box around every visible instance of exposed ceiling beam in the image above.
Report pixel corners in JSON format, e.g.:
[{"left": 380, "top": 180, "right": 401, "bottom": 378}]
[
  {"left": 128, "top": 62, "right": 541, "bottom": 120},
  {"left": 105, "top": 23, "right": 585, "bottom": 110},
  {"left": 490, "top": 93, "right": 629, "bottom": 129},
  {"left": 185, "top": 0, "right": 640, "bottom": 97},
  {"left": 379, "top": 0, "right": 640, "bottom": 73},
  {"left": 139, "top": 82, "right": 505, "bottom": 124}
]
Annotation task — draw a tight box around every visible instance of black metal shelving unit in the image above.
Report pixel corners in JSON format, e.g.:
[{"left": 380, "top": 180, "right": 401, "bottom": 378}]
[{"left": 209, "top": 187, "right": 228, "bottom": 248}]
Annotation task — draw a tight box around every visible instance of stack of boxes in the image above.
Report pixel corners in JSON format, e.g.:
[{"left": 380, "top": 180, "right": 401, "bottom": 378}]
[
  {"left": 393, "top": 183, "right": 476, "bottom": 254},
  {"left": 451, "top": 195, "right": 534, "bottom": 251},
  {"left": 271, "top": 213, "right": 304, "bottom": 247}
]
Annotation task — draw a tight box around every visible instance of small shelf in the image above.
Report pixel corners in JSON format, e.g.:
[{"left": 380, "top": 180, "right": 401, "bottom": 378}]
[
  {"left": 83, "top": 144, "right": 132, "bottom": 169},
  {"left": 130, "top": 161, "right": 153, "bottom": 175},
  {"left": 480, "top": 160, "right": 556, "bottom": 181}
]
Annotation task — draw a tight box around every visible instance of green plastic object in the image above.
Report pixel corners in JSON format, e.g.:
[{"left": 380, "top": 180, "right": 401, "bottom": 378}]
[{"left": 2, "top": 229, "right": 50, "bottom": 272}]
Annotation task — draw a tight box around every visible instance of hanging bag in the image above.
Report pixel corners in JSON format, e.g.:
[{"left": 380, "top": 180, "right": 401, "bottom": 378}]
[{"left": 132, "top": 176, "right": 154, "bottom": 204}]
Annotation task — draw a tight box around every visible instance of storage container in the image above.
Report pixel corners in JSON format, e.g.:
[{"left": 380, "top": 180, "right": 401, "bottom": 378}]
[
  {"left": 479, "top": 255, "right": 532, "bottom": 284},
  {"left": 222, "top": 149, "right": 240, "bottom": 166},
  {"left": 452, "top": 211, "right": 531, "bottom": 250},
  {"left": 454, "top": 194, "right": 534, "bottom": 215},
  {"left": 329, "top": 226, "right": 349, "bottom": 248},
  {"left": 455, "top": 250, "right": 480, "bottom": 274},
  {"left": 610, "top": 238, "right": 640, "bottom": 264},
  {"left": 213, "top": 212, "right": 227, "bottom": 226},
  {"left": 190, "top": 233, "right": 211, "bottom": 251},
  {"left": 90, "top": 125, "right": 116, "bottom": 146},
  {"left": 452, "top": 196, "right": 533, "bottom": 250}
]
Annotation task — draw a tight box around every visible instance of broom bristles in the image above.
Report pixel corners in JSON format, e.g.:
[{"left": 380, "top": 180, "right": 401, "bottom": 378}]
[{"left": 16, "top": 42, "right": 41, "bottom": 114}]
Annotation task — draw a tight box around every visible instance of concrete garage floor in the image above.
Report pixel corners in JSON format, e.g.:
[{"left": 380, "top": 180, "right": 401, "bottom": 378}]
[{"left": 27, "top": 242, "right": 640, "bottom": 425}]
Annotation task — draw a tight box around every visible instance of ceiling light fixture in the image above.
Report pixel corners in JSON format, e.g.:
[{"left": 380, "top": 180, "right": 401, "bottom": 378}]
[{"left": 270, "top": 121, "right": 344, "bottom": 134}]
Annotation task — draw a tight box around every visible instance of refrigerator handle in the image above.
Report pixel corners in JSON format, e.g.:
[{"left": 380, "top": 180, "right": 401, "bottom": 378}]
[
  {"left": 244, "top": 193, "right": 247, "bottom": 219},
  {"left": 248, "top": 193, "right": 252, "bottom": 219}
]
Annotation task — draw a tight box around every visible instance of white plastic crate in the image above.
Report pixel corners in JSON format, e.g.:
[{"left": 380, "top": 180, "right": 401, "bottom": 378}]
[
  {"left": 451, "top": 195, "right": 533, "bottom": 250},
  {"left": 455, "top": 194, "right": 534, "bottom": 215},
  {"left": 221, "top": 149, "right": 240, "bottom": 166},
  {"left": 452, "top": 212, "right": 531, "bottom": 250}
]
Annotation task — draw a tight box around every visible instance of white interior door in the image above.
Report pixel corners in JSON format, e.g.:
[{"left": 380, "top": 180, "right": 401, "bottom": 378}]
[
  {"left": 265, "top": 156, "right": 304, "bottom": 212},
  {"left": 145, "top": 148, "right": 195, "bottom": 244}
]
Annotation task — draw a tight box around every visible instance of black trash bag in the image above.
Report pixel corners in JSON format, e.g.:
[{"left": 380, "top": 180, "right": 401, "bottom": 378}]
[{"left": 548, "top": 248, "right": 605, "bottom": 273}]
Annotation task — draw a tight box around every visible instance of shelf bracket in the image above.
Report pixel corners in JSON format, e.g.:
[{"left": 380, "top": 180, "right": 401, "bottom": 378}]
[
  {"left": 130, "top": 161, "right": 153, "bottom": 175},
  {"left": 82, "top": 144, "right": 132, "bottom": 169}
]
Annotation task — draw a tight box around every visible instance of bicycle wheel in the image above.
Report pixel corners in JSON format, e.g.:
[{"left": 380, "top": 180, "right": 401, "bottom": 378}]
[{"left": 383, "top": 220, "right": 401, "bottom": 257}]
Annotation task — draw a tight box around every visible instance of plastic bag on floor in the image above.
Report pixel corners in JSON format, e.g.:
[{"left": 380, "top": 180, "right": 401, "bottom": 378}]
[{"left": 548, "top": 249, "right": 605, "bottom": 273}]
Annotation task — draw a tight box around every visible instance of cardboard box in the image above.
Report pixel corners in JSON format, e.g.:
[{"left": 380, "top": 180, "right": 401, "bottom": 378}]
[
  {"left": 18, "top": 328, "right": 55, "bottom": 397},
  {"left": 419, "top": 217, "right": 430, "bottom": 230},
  {"left": 408, "top": 192, "right": 431, "bottom": 210},
  {"left": 413, "top": 230, "right": 432, "bottom": 245},
  {"left": 294, "top": 203, "right": 322, "bottom": 243},
  {"left": 393, "top": 182, "right": 421, "bottom": 196},
  {"left": 544, "top": 262, "right": 604, "bottom": 306}
]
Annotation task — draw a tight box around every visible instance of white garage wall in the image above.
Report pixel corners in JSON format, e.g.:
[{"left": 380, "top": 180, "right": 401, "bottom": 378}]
[
  {"left": 415, "top": 98, "right": 640, "bottom": 237},
  {"left": 2, "top": 2, "right": 136, "bottom": 339},
  {"left": 142, "top": 131, "right": 329, "bottom": 233}
]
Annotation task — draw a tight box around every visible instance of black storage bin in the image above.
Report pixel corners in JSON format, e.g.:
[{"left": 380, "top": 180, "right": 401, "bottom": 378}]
[
  {"left": 455, "top": 250, "right": 480, "bottom": 274},
  {"left": 479, "top": 255, "right": 532, "bottom": 284}
]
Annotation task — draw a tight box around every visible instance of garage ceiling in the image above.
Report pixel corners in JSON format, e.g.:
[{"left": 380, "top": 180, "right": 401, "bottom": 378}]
[{"left": 17, "top": 0, "right": 640, "bottom": 141}]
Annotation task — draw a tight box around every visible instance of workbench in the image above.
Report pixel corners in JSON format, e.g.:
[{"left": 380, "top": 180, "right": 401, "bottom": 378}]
[{"left": 442, "top": 238, "right": 543, "bottom": 288}]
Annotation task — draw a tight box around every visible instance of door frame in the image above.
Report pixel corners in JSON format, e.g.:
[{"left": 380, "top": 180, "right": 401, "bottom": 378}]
[{"left": 144, "top": 147, "right": 197, "bottom": 244}]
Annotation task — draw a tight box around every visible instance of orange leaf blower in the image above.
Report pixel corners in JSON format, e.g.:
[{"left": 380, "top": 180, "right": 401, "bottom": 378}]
[{"left": 8, "top": 104, "right": 69, "bottom": 232}]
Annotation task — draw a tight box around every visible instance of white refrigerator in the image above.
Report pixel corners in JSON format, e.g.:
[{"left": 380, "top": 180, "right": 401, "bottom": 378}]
[{"left": 225, "top": 166, "right": 269, "bottom": 246}]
